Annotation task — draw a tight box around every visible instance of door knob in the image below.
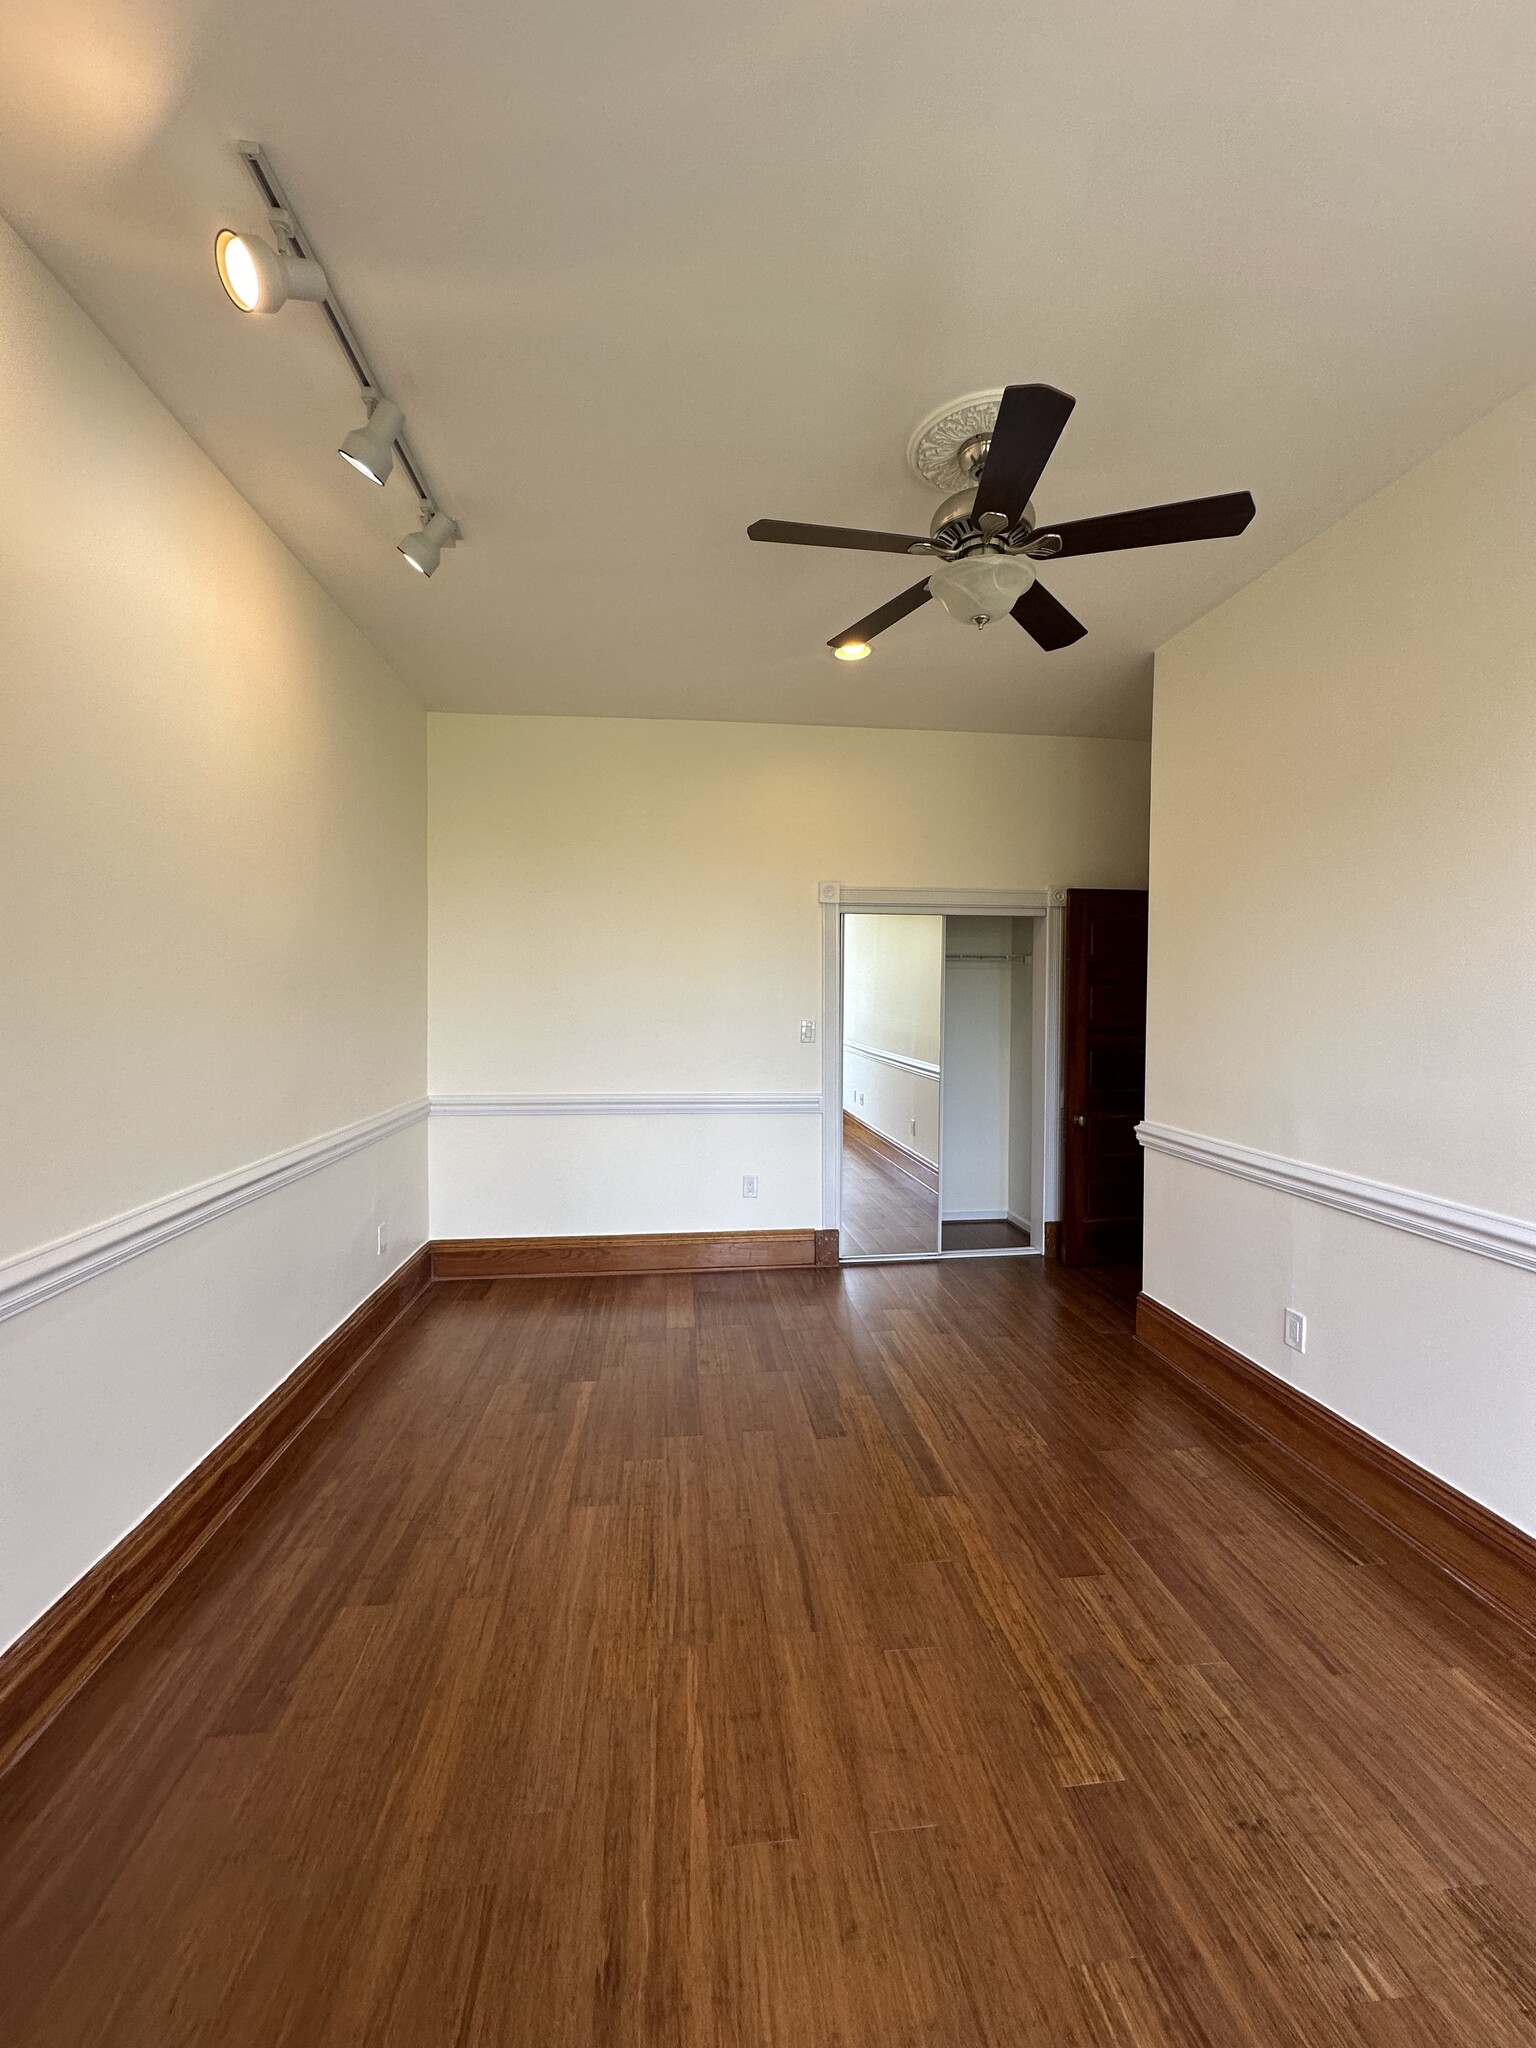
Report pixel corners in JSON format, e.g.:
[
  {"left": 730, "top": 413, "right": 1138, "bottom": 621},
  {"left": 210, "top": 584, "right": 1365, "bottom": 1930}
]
[{"left": 1073, "top": 1114, "right": 1086, "bottom": 1127}]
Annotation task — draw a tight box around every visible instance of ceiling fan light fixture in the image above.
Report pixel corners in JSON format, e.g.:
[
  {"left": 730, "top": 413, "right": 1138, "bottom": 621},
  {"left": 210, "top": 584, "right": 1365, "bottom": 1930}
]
[
  {"left": 214, "top": 229, "right": 328, "bottom": 314},
  {"left": 928, "top": 553, "right": 1036, "bottom": 626},
  {"left": 339, "top": 396, "right": 405, "bottom": 486},
  {"left": 833, "top": 640, "right": 871, "bottom": 661}
]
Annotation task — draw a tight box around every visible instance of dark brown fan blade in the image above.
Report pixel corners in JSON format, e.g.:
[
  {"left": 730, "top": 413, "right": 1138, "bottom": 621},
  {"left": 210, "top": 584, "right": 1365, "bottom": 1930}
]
[
  {"left": 748, "top": 519, "right": 928, "bottom": 555},
  {"left": 828, "top": 580, "right": 932, "bottom": 649},
  {"left": 1011, "top": 581, "right": 1087, "bottom": 650},
  {"left": 972, "top": 384, "right": 1076, "bottom": 524},
  {"left": 1033, "top": 490, "right": 1255, "bottom": 558}
]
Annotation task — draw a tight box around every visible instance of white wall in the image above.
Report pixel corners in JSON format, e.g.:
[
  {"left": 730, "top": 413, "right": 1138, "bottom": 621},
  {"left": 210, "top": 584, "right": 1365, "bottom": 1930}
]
[
  {"left": 940, "top": 919, "right": 1012, "bottom": 1217},
  {"left": 843, "top": 1048, "right": 940, "bottom": 1169},
  {"left": 843, "top": 914, "right": 942, "bottom": 1067},
  {"left": 1008, "top": 924, "right": 1035, "bottom": 1227},
  {"left": 429, "top": 714, "right": 1151, "bottom": 1236},
  {"left": 0, "top": 218, "right": 427, "bottom": 1650},
  {"left": 1145, "top": 376, "right": 1536, "bottom": 1535}
]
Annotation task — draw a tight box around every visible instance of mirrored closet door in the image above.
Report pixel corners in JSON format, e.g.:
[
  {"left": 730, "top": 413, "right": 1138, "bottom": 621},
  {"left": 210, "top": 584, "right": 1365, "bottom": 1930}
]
[{"left": 838, "top": 913, "right": 942, "bottom": 1256}]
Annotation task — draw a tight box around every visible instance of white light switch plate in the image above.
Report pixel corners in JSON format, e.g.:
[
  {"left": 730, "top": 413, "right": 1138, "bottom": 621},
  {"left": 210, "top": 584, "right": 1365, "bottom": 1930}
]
[{"left": 1284, "top": 1309, "right": 1306, "bottom": 1353}]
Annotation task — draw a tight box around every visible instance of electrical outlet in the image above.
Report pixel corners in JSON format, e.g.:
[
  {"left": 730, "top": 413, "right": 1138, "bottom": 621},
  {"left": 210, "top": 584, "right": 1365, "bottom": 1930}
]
[
  {"left": 800, "top": 1019, "right": 816, "bottom": 1044},
  {"left": 742, "top": 1175, "right": 759, "bottom": 1199},
  {"left": 1284, "top": 1308, "right": 1306, "bottom": 1353},
  {"left": 376, "top": 1222, "right": 388, "bottom": 1257}
]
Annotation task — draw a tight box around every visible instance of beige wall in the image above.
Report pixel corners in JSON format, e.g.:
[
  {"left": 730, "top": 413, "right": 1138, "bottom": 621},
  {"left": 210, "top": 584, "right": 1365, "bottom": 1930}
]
[
  {"left": 429, "top": 714, "right": 1150, "bottom": 1236},
  {"left": 1145, "top": 377, "right": 1536, "bottom": 1533},
  {"left": 843, "top": 914, "right": 943, "bottom": 1068},
  {"left": 0, "top": 217, "right": 428, "bottom": 1649}
]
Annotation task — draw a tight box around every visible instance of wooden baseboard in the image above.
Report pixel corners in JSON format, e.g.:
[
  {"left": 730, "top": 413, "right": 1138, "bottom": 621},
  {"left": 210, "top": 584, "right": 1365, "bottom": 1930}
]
[
  {"left": 842, "top": 1110, "right": 940, "bottom": 1193},
  {"left": 1136, "top": 1294, "right": 1536, "bottom": 1645},
  {"left": 0, "top": 1247, "right": 432, "bottom": 1780},
  {"left": 814, "top": 1229, "right": 841, "bottom": 1267},
  {"left": 431, "top": 1230, "right": 819, "bottom": 1281},
  {"left": 1044, "top": 1221, "right": 1061, "bottom": 1259}
]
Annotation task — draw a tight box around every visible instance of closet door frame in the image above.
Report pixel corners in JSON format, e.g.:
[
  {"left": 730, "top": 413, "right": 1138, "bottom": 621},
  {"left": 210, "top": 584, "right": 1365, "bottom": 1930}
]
[{"left": 820, "top": 885, "right": 1064, "bottom": 1261}]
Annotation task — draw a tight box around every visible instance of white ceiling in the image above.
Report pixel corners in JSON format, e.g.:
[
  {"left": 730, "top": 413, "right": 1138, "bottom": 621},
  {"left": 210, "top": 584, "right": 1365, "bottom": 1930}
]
[{"left": 3, "top": 1, "right": 1536, "bottom": 738}]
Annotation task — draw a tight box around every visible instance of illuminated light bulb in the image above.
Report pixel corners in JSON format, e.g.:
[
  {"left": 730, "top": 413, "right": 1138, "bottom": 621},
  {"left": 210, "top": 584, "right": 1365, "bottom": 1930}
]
[
  {"left": 213, "top": 229, "right": 328, "bottom": 314},
  {"left": 833, "top": 640, "right": 871, "bottom": 661}
]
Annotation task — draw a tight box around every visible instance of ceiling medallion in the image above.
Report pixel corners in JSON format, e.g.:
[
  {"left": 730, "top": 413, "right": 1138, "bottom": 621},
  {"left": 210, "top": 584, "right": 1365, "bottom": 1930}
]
[{"left": 905, "top": 389, "right": 1006, "bottom": 494}]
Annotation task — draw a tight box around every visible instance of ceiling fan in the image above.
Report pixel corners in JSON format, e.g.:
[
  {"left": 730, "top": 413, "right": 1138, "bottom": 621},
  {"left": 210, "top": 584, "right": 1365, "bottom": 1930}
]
[{"left": 747, "top": 383, "right": 1255, "bottom": 658}]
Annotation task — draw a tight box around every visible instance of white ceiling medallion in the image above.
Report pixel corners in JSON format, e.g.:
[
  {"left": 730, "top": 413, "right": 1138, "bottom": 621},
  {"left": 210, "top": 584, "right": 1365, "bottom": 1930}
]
[{"left": 905, "top": 389, "right": 1006, "bottom": 494}]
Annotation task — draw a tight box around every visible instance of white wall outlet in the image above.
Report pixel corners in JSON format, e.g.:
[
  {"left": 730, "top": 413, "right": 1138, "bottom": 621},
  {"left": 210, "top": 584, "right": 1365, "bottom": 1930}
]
[
  {"left": 376, "top": 1222, "right": 389, "bottom": 1257},
  {"left": 800, "top": 1019, "right": 817, "bottom": 1043},
  {"left": 1284, "top": 1308, "right": 1306, "bottom": 1353},
  {"left": 742, "top": 1175, "right": 759, "bottom": 1199}
]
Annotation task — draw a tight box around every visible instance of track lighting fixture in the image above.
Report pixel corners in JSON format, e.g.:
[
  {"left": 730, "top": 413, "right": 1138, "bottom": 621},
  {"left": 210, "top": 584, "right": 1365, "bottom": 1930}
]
[
  {"left": 398, "top": 512, "right": 460, "bottom": 578},
  {"left": 214, "top": 229, "right": 327, "bottom": 315},
  {"left": 217, "top": 144, "right": 462, "bottom": 572},
  {"left": 338, "top": 396, "right": 404, "bottom": 487}
]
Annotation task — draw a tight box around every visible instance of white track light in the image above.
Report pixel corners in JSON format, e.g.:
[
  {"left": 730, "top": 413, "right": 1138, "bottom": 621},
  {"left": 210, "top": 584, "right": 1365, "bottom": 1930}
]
[
  {"left": 214, "top": 229, "right": 328, "bottom": 314},
  {"left": 398, "top": 511, "right": 460, "bottom": 577},
  {"left": 338, "top": 397, "right": 404, "bottom": 487}
]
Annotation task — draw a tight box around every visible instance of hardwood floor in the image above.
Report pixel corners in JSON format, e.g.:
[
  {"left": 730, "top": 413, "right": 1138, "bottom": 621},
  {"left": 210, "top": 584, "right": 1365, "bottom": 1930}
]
[
  {"left": 4, "top": 1259, "right": 1536, "bottom": 2045},
  {"left": 840, "top": 1121, "right": 939, "bottom": 1256},
  {"left": 940, "top": 1216, "right": 1031, "bottom": 1251}
]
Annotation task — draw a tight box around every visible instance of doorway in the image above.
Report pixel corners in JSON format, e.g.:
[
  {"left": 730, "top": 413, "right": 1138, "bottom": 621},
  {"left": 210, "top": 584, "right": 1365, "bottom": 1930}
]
[
  {"left": 824, "top": 887, "right": 1062, "bottom": 1264},
  {"left": 1059, "top": 888, "right": 1148, "bottom": 1265}
]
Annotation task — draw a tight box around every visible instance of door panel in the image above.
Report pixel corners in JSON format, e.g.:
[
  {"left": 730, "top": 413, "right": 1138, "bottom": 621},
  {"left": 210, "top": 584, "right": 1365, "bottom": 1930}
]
[{"left": 1061, "top": 889, "right": 1148, "bottom": 1265}]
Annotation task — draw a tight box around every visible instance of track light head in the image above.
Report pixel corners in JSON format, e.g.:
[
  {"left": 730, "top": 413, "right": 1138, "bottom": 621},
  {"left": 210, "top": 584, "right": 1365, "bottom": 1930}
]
[
  {"left": 398, "top": 511, "right": 460, "bottom": 577},
  {"left": 214, "top": 229, "right": 328, "bottom": 314},
  {"left": 338, "top": 397, "right": 404, "bottom": 487}
]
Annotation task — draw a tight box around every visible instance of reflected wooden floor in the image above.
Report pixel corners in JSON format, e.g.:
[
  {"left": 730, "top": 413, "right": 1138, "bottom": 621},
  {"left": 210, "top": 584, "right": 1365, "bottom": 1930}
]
[
  {"left": 839, "top": 1120, "right": 938, "bottom": 1257},
  {"left": 4, "top": 1258, "right": 1536, "bottom": 2045}
]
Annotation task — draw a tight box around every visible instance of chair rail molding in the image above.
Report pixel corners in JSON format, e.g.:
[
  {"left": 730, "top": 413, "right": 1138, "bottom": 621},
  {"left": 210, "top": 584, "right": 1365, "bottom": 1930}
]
[
  {"left": 841, "top": 1044, "right": 942, "bottom": 1079},
  {"left": 430, "top": 1093, "right": 822, "bottom": 1117},
  {"left": 0, "top": 1099, "right": 430, "bottom": 1324},
  {"left": 1137, "top": 1121, "right": 1536, "bottom": 1274}
]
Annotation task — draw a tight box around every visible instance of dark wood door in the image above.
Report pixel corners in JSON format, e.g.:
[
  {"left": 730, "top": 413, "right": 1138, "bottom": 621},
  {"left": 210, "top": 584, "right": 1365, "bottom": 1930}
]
[{"left": 1060, "top": 889, "right": 1148, "bottom": 1266}]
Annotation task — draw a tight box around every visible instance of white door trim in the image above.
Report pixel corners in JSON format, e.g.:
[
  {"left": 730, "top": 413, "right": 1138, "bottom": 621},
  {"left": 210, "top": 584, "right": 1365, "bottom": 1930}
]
[{"left": 820, "top": 883, "right": 1063, "bottom": 1259}]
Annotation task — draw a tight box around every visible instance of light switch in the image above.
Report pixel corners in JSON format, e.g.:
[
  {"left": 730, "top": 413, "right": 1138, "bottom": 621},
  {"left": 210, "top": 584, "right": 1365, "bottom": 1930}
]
[{"left": 800, "top": 1020, "right": 816, "bottom": 1043}]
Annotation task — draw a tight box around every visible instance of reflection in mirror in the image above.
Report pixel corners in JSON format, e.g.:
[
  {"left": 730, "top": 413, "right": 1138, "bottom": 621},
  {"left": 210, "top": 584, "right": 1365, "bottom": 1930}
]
[{"left": 839, "top": 913, "right": 943, "bottom": 1257}]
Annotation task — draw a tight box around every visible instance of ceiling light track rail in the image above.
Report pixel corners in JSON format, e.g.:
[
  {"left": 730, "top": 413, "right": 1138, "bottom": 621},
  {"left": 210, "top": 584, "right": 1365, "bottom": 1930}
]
[{"left": 231, "top": 143, "right": 460, "bottom": 566}]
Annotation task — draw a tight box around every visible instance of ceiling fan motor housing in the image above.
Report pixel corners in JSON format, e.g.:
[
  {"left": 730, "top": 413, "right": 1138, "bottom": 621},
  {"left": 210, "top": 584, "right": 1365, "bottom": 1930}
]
[{"left": 928, "top": 552, "right": 1037, "bottom": 627}]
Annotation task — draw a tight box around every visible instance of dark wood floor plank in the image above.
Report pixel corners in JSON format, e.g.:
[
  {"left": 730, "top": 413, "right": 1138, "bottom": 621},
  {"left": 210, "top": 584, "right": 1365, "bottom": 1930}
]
[{"left": 3, "top": 1257, "right": 1536, "bottom": 2045}]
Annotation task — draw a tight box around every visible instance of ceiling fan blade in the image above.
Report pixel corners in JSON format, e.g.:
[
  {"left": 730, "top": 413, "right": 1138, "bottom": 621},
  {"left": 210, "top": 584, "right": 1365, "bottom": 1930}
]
[
  {"left": 1011, "top": 581, "right": 1087, "bottom": 650},
  {"left": 972, "top": 384, "right": 1076, "bottom": 525},
  {"left": 828, "top": 579, "right": 932, "bottom": 649},
  {"left": 1033, "top": 490, "right": 1255, "bottom": 558},
  {"left": 748, "top": 518, "right": 928, "bottom": 555}
]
